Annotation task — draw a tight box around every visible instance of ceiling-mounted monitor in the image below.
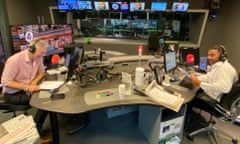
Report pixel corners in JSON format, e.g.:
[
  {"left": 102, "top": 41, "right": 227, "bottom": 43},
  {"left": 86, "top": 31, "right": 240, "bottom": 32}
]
[
  {"left": 172, "top": 2, "right": 189, "bottom": 12},
  {"left": 130, "top": 2, "right": 145, "bottom": 12},
  {"left": 77, "top": 0, "right": 92, "bottom": 10},
  {"left": 94, "top": 1, "right": 109, "bottom": 10},
  {"left": 110, "top": 2, "right": 129, "bottom": 12},
  {"left": 56, "top": 0, "right": 78, "bottom": 11},
  {"left": 151, "top": 2, "right": 167, "bottom": 11}
]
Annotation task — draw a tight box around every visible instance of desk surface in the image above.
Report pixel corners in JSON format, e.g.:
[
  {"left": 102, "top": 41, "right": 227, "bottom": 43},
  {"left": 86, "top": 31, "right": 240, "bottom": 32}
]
[{"left": 30, "top": 62, "right": 197, "bottom": 114}]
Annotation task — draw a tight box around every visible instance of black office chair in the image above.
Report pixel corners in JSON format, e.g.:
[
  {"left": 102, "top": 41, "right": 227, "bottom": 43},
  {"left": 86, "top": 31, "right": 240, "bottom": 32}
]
[
  {"left": 187, "top": 82, "right": 240, "bottom": 144},
  {"left": 148, "top": 33, "right": 160, "bottom": 54},
  {"left": 0, "top": 62, "right": 31, "bottom": 117}
]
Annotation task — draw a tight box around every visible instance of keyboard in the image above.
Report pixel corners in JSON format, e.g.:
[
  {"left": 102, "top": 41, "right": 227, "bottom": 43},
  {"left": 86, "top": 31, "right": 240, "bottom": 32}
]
[
  {"left": 150, "top": 87, "right": 178, "bottom": 107},
  {"left": 169, "top": 84, "right": 189, "bottom": 92},
  {"left": 178, "top": 77, "right": 193, "bottom": 89}
]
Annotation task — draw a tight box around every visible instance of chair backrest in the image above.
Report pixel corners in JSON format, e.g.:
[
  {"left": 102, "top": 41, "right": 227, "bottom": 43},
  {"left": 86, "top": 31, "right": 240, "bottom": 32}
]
[{"left": 220, "top": 82, "right": 240, "bottom": 111}]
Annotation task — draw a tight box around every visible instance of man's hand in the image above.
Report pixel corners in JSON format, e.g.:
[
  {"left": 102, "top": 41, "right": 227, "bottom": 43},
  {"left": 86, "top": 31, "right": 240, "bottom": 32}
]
[
  {"left": 190, "top": 74, "right": 201, "bottom": 87},
  {"left": 28, "top": 85, "right": 40, "bottom": 93}
]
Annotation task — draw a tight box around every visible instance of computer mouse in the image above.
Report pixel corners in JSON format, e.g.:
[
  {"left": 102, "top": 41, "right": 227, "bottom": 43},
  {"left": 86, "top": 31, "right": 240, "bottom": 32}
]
[{"left": 170, "top": 76, "right": 180, "bottom": 82}]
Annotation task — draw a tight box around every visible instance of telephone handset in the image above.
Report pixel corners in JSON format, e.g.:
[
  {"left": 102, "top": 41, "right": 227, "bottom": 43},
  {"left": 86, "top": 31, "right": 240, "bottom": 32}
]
[{"left": 153, "top": 65, "right": 163, "bottom": 85}]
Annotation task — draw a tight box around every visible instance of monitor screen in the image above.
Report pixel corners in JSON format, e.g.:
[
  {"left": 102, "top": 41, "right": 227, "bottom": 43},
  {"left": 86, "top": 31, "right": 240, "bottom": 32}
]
[
  {"left": 94, "top": 1, "right": 109, "bottom": 10},
  {"left": 110, "top": 2, "right": 129, "bottom": 12},
  {"left": 151, "top": 2, "right": 167, "bottom": 11},
  {"left": 162, "top": 41, "right": 179, "bottom": 53},
  {"left": 64, "top": 44, "right": 84, "bottom": 81},
  {"left": 10, "top": 24, "right": 73, "bottom": 55},
  {"left": 179, "top": 47, "right": 199, "bottom": 65},
  {"left": 172, "top": 2, "right": 189, "bottom": 12},
  {"left": 130, "top": 2, "right": 145, "bottom": 12},
  {"left": 199, "top": 56, "right": 207, "bottom": 71},
  {"left": 164, "top": 51, "right": 177, "bottom": 73},
  {"left": 77, "top": 0, "right": 92, "bottom": 10},
  {"left": 56, "top": 0, "right": 78, "bottom": 11}
]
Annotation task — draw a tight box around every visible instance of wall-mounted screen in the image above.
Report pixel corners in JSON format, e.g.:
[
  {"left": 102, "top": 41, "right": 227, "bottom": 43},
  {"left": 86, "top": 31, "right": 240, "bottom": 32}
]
[
  {"left": 151, "top": 2, "right": 167, "bottom": 11},
  {"left": 0, "top": 31, "right": 4, "bottom": 59},
  {"left": 10, "top": 24, "right": 73, "bottom": 55},
  {"left": 172, "top": 2, "right": 189, "bottom": 12},
  {"left": 94, "top": 1, "right": 109, "bottom": 10},
  {"left": 130, "top": 2, "right": 145, "bottom": 12},
  {"left": 56, "top": 0, "right": 78, "bottom": 11},
  {"left": 77, "top": 0, "right": 92, "bottom": 10},
  {"left": 110, "top": 2, "right": 129, "bottom": 12}
]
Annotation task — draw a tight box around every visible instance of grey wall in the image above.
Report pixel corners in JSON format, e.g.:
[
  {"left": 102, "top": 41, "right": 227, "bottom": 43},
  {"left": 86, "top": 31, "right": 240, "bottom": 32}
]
[{"left": 201, "top": 0, "right": 240, "bottom": 72}]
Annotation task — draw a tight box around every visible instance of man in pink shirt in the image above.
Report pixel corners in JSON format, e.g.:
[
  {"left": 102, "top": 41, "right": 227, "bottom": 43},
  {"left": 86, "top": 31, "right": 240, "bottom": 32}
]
[{"left": 1, "top": 38, "right": 48, "bottom": 134}]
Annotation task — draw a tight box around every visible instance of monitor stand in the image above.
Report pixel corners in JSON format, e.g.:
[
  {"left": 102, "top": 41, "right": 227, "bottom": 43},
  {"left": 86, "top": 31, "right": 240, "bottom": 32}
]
[{"left": 161, "top": 74, "right": 170, "bottom": 86}]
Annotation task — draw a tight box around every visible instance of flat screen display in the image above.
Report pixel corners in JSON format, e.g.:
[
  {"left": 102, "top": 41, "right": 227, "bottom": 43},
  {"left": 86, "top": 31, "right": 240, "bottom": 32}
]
[
  {"left": 10, "top": 24, "right": 73, "bottom": 55},
  {"left": 77, "top": 0, "right": 92, "bottom": 10},
  {"left": 110, "top": 2, "right": 129, "bottom": 12},
  {"left": 94, "top": 1, "right": 109, "bottom": 10},
  {"left": 164, "top": 51, "right": 177, "bottom": 73},
  {"left": 0, "top": 31, "right": 4, "bottom": 59},
  {"left": 130, "top": 2, "right": 145, "bottom": 12},
  {"left": 56, "top": 0, "right": 78, "bottom": 11},
  {"left": 172, "top": 2, "right": 189, "bottom": 12},
  {"left": 151, "top": 2, "right": 167, "bottom": 11}
]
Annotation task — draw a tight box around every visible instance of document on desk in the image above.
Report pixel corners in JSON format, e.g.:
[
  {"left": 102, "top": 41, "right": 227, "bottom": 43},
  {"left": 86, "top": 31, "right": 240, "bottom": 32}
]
[
  {"left": 145, "top": 80, "right": 184, "bottom": 112},
  {"left": 39, "top": 81, "right": 64, "bottom": 90}
]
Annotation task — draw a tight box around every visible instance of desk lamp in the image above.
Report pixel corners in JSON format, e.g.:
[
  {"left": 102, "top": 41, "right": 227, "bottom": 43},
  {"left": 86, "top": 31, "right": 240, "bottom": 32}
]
[{"left": 138, "top": 45, "right": 143, "bottom": 67}]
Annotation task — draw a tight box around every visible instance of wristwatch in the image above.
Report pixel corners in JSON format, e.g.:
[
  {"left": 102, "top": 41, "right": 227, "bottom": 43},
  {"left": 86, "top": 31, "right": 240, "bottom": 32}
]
[{"left": 24, "top": 85, "right": 29, "bottom": 92}]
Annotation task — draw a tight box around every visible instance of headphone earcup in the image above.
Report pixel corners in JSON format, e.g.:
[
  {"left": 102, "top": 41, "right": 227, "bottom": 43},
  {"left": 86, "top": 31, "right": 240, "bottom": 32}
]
[
  {"left": 218, "top": 45, "right": 227, "bottom": 61},
  {"left": 29, "top": 45, "right": 36, "bottom": 53}
]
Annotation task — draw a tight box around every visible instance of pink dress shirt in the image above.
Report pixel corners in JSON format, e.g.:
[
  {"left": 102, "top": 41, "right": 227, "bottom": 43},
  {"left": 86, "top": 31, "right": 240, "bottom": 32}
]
[{"left": 1, "top": 50, "right": 44, "bottom": 94}]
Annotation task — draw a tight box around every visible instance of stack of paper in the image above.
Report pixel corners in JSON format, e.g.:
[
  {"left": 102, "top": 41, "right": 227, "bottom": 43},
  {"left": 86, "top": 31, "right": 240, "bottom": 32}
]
[
  {"left": 0, "top": 114, "right": 40, "bottom": 144},
  {"left": 145, "top": 80, "right": 184, "bottom": 112}
]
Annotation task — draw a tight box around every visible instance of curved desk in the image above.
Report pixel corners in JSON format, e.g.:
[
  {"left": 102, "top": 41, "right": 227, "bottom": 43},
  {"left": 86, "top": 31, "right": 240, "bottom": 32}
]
[{"left": 30, "top": 63, "right": 197, "bottom": 144}]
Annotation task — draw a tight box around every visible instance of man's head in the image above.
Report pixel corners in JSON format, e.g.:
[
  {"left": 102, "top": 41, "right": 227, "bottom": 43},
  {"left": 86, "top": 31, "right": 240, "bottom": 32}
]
[
  {"left": 28, "top": 38, "right": 47, "bottom": 59},
  {"left": 207, "top": 45, "right": 227, "bottom": 65}
]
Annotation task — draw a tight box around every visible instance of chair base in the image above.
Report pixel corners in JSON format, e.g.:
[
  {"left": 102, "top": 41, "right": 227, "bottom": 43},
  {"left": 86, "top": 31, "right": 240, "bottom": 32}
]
[{"left": 187, "top": 123, "right": 238, "bottom": 144}]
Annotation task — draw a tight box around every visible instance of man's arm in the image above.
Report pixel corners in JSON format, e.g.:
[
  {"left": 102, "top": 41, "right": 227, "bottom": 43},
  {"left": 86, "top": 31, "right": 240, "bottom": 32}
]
[{"left": 30, "top": 73, "right": 45, "bottom": 85}]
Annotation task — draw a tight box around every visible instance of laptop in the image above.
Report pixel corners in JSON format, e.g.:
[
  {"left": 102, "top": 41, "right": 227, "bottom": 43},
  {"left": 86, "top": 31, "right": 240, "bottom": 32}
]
[{"left": 198, "top": 56, "right": 207, "bottom": 73}]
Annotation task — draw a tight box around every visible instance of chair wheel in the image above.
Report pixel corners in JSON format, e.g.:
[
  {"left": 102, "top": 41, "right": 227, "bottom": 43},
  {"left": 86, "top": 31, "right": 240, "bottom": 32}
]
[
  {"left": 187, "top": 135, "right": 194, "bottom": 141},
  {"left": 232, "top": 139, "right": 238, "bottom": 144}
]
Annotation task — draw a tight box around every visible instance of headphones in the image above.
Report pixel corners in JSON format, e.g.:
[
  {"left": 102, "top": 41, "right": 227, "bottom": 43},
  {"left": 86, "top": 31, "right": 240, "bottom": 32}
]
[
  {"left": 29, "top": 38, "right": 41, "bottom": 53},
  {"left": 214, "top": 44, "right": 228, "bottom": 61}
]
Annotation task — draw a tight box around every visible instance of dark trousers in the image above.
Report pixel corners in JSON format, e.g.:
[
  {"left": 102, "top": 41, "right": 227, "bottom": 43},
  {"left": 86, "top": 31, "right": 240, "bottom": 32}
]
[{"left": 4, "top": 91, "right": 48, "bottom": 132}]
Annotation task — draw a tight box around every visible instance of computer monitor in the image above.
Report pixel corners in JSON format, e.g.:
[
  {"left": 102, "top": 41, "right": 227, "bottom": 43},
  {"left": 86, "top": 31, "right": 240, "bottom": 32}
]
[
  {"left": 199, "top": 56, "right": 207, "bottom": 72},
  {"left": 56, "top": 0, "right": 78, "bottom": 11},
  {"left": 77, "top": 0, "right": 92, "bottom": 10},
  {"left": 164, "top": 51, "right": 177, "bottom": 73},
  {"left": 151, "top": 2, "right": 167, "bottom": 11},
  {"left": 172, "top": 2, "right": 189, "bottom": 12},
  {"left": 10, "top": 24, "right": 73, "bottom": 54},
  {"left": 130, "top": 2, "right": 145, "bottom": 12},
  {"left": 162, "top": 41, "right": 179, "bottom": 53},
  {"left": 179, "top": 47, "right": 199, "bottom": 65},
  {"left": 64, "top": 44, "right": 84, "bottom": 81},
  {"left": 94, "top": 1, "right": 109, "bottom": 10},
  {"left": 110, "top": 1, "right": 129, "bottom": 12}
]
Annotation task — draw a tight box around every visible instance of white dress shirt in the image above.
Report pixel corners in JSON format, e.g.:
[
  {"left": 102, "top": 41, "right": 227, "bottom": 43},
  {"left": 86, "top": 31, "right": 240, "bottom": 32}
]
[{"left": 198, "top": 60, "right": 238, "bottom": 102}]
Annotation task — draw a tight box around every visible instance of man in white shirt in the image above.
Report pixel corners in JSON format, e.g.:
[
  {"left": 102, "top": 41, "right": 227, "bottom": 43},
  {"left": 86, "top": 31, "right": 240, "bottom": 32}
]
[
  {"left": 191, "top": 45, "right": 238, "bottom": 102},
  {"left": 185, "top": 45, "right": 238, "bottom": 125}
]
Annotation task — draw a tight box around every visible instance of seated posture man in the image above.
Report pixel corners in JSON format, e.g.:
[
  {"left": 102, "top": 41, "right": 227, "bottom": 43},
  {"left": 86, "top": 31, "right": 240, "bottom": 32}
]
[
  {"left": 1, "top": 38, "right": 49, "bottom": 134},
  {"left": 188, "top": 45, "right": 238, "bottom": 121}
]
